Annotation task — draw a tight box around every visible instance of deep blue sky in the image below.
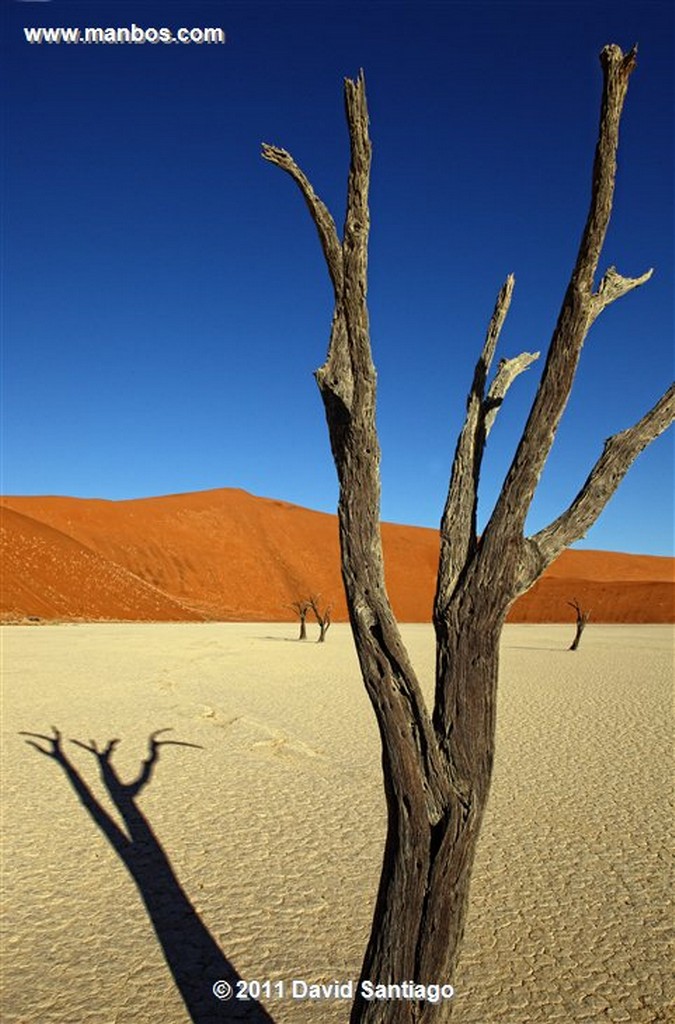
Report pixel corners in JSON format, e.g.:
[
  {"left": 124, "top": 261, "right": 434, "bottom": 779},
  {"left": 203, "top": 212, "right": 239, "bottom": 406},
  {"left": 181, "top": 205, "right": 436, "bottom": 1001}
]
[{"left": 2, "top": 1, "right": 673, "bottom": 554}]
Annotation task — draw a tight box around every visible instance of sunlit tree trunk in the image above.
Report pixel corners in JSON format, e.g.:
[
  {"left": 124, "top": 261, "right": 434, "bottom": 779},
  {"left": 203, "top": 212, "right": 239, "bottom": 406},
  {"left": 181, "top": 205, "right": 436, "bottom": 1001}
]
[
  {"left": 568, "top": 598, "right": 591, "bottom": 650},
  {"left": 263, "top": 46, "right": 674, "bottom": 1023}
]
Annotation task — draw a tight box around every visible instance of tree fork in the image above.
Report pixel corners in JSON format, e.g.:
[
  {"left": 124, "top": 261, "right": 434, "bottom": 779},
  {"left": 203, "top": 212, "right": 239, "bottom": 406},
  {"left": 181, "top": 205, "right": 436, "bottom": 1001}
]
[{"left": 263, "top": 46, "right": 674, "bottom": 1024}]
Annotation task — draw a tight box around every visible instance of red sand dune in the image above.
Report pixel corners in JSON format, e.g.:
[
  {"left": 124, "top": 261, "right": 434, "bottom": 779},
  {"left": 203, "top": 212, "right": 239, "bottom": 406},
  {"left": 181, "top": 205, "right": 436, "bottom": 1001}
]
[{"left": 1, "top": 489, "right": 672, "bottom": 623}]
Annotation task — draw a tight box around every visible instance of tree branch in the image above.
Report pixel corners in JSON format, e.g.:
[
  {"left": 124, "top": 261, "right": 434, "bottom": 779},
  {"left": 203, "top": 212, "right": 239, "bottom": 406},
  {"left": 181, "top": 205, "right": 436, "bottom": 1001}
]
[
  {"left": 335, "top": 69, "right": 374, "bottom": 413},
  {"left": 481, "top": 44, "right": 640, "bottom": 551},
  {"left": 589, "top": 265, "right": 653, "bottom": 322},
  {"left": 265, "top": 72, "right": 451, "bottom": 820},
  {"left": 435, "top": 276, "right": 515, "bottom": 615},
  {"left": 483, "top": 350, "right": 540, "bottom": 437},
  {"left": 575, "top": 45, "right": 638, "bottom": 289},
  {"left": 261, "top": 143, "right": 344, "bottom": 297},
  {"left": 343, "top": 71, "right": 371, "bottom": 250},
  {"left": 342, "top": 71, "right": 371, "bottom": 302},
  {"left": 525, "top": 382, "right": 675, "bottom": 578}
]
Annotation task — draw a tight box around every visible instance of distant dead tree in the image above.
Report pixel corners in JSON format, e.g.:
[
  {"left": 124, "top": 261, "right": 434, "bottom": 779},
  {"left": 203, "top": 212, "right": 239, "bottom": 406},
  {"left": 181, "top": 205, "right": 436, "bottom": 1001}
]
[
  {"left": 309, "top": 594, "right": 332, "bottom": 642},
  {"left": 263, "top": 45, "right": 674, "bottom": 1023},
  {"left": 289, "top": 598, "right": 311, "bottom": 640},
  {"left": 568, "top": 598, "right": 591, "bottom": 650}
]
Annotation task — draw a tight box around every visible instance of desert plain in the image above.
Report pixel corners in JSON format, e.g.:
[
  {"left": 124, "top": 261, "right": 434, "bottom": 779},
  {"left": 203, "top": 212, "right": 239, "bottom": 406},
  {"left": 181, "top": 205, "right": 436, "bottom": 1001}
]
[{"left": 1, "top": 619, "right": 672, "bottom": 1023}]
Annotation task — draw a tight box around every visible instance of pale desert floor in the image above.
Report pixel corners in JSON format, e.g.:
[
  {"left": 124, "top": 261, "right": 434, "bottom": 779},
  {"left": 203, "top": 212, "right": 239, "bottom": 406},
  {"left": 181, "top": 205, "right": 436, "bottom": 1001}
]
[{"left": 1, "top": 623, "right": 672, "bottom": 1023}]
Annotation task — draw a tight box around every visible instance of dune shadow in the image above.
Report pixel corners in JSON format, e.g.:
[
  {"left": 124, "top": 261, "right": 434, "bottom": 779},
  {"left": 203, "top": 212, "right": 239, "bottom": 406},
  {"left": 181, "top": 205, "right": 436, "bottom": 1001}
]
[{"left": 22, "top": 727, "right": 275, "bottom": 1023}]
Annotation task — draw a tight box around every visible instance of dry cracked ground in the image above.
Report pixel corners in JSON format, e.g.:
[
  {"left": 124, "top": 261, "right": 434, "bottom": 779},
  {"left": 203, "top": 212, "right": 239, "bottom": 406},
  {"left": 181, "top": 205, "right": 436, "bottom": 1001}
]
[{"left": 1, "top": 622, "right": 672, "bottom": 1023}]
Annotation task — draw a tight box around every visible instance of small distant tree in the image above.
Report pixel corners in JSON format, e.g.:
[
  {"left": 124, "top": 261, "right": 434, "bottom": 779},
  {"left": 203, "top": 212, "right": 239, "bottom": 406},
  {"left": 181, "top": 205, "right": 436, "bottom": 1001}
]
[
  {"left": 568, "top": 598, "right": 591, "bottom": 650},
  {"left": 264, "top": 45, "right": 674, "bottom": 1024},
  {"left": 289, "top": 599, "right": 311, "bottom": 640},
  {"left": 309, "top": 594, "right": 332, "bottom": 642}
]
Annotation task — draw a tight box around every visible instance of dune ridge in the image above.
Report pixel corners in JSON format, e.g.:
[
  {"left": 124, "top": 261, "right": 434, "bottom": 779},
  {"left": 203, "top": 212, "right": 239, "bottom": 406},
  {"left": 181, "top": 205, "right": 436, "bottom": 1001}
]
[{"left": 1, "top": 488, "right": 672, "bottom": 623}]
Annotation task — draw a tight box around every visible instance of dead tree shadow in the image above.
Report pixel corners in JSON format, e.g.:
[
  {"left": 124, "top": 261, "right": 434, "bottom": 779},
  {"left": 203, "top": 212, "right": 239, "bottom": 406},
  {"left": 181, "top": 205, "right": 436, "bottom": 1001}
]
[
  {"left": 256, "top": 636, "right": 304, "bottom": 642},
  {"left": 22, "top": 727, "right": 275, "bottom": 1023}
]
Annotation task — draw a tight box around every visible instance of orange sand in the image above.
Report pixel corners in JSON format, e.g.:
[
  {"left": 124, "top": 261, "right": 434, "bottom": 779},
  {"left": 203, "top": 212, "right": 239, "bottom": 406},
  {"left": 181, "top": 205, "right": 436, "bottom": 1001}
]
[{"left": 1, "top": 489, "right": 672, "bottom": 623}]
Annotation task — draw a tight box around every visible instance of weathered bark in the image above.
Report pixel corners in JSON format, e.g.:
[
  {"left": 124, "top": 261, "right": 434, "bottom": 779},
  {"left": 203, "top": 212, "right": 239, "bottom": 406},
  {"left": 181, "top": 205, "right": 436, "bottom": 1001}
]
[
  {"left": 568, "top": 599, "right": 591, "bottom": 650},
  {"left": 263, "top": 46, "right": 674, "bottom": 1024}
]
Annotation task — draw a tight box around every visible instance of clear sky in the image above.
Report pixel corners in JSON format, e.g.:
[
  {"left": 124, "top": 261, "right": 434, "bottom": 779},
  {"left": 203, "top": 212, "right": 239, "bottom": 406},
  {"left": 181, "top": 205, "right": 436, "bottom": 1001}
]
[{"left": 2, "top": 1, "right": 673, "bottom": 555}]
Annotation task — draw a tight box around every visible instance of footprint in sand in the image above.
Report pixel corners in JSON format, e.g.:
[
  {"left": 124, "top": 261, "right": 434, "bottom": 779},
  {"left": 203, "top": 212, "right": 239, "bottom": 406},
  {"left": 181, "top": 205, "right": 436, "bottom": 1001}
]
[
  {"left": 197, "top": 705, "right": 323, "bottom": 760},
  {"left": 250, "top": 734, "right": 323, "bottom": 760},
  {"left": 155, "top": 671, "right": 177, "bottom": 693},
  {"left": 197, "top": 704, "right": 240, "bottom": 728}
]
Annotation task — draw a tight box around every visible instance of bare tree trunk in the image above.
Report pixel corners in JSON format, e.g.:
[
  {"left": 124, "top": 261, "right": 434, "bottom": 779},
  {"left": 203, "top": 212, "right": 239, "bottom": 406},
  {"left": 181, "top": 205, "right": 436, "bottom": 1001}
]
[
  {"left": 568, "top": 599, "right": 591, "bottom": 650},
  {"left": 263, "top": 46, "right": 674, "bottom": 1024},
  {"left": 290, "top": 599, "right": 310, "bottom": 640},
  {"left": 309, "top": 595, "right": 331, "bottom": 642},
  {"left": 350, "top": 612, "right": 503, "bottom": 1024}
]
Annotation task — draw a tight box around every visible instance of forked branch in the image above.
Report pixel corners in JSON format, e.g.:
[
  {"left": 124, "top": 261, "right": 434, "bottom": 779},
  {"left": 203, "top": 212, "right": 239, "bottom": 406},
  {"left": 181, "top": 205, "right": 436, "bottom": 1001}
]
[
  {"left": 289, "top": 598, "right": 311, "bottom": 640},
  {"left": 309, "top": 594, "right": 332, "bottom": 642},
  {"left": 483, "top": 44, "right": 645, "bottom": 548},
  {"left": 263, "top": 47, "right": 673, "bottom": 1022},
  {"left": 589, "top": 265, "right": 653, "bottom": 322},
  {"left": 436, "top": 275, "right": 538, "bottom": 614},
  {"left": 264, "top": 72, "right": 449, "bottom": 821}
]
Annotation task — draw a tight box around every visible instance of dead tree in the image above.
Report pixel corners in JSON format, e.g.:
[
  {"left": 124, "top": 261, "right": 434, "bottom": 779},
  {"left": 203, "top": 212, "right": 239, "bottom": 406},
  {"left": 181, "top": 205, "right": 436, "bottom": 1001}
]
[
  {"left": 568, "top": 598, "right": 591, "bottom": 650},
  {"left": 309, "top": 594, "right": 332, "bottom": 642},
  {"left": 263, "top": 45, "right": 674, "bottom": 1024},
  {"left": 289, "top": 598, "right": 311, "bottom": 640}
]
